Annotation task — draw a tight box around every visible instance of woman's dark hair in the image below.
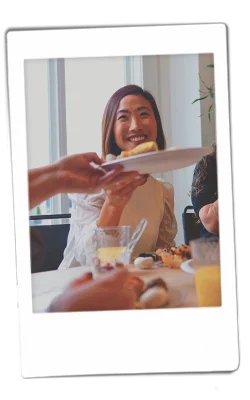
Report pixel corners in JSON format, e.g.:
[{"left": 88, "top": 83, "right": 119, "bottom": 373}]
[
  {"left": 191, "top": 142, "right": 217, "bottom": 198},
  {"left": 102, "top": 85, "right": 166, "bottom": 157}
]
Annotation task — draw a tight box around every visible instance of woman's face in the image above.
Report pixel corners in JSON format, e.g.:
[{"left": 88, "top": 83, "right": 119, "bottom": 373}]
[{"left": 113, "top": 95, "right": 157, "bottom": 152}]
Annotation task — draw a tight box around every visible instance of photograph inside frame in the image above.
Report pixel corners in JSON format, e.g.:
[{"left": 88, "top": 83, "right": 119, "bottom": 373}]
[{"left": 25, "top": 53, "right": 221, "bottom": 313}]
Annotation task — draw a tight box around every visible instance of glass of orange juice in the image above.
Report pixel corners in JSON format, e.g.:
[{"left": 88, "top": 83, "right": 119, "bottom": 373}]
[
  {"left": 190, "top": 237, "right": 221, "bottom": 307},
  {"left": 92, "top": 226, "right": 132, "bottom": 276}
]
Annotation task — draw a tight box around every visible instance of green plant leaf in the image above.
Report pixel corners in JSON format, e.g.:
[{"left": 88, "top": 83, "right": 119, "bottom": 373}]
[
  {"left": 209, "top": 92, "right": 215, "bottom": 98},
  {"left": 208, "top": 104, "right": 214, "bottom": 122},
  {"left": 198, "top": 89, "right": 209, "bottom": 94},
  {"left": 198, "top": 114, "right": 204, "bottom": 118},
  {"left": 206, "top": 64, "right": 214, "bottom": 68},
  {"left": 192, "top": 95, "right": 209, "bottom": 104},
  {"left": 199, "top": 73, "right": 210, "bottom": 90}
]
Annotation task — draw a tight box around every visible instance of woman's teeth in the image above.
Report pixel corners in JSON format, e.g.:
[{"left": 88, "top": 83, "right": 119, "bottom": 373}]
[{"left": 129, "top": 136, "right": 146, "bottom": 142}]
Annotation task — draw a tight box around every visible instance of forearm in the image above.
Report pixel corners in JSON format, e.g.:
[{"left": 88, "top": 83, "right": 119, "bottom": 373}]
[
  {"left": 29, "top": 164, "right": 59, "bottom": 209},
  {"left": 97, "top": 198, "right": 124, "bottom": 227},
  {"left": 199, "top": 200, "right": 219, "bottom": 234}
]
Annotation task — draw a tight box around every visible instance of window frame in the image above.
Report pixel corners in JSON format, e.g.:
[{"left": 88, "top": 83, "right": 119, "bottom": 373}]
[
  {"left": 32, "top": 56, "right": 143, "bottom": 220},
  {"left": 48, "top": 58, "right": 69, "bottom": 216}
]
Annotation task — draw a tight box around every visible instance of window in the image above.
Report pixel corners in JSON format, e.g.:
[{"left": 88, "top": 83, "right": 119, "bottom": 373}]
[{"left": 25, "top": 56, "right": 143, "bottom": 221}]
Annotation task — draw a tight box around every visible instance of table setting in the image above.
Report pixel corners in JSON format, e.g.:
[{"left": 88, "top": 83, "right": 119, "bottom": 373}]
[
  {"left": 31, "top": 145, "right": 221, "bottom": 313},
  {"left": 32, "top": 219, "right": 221, "bottom": 313}
]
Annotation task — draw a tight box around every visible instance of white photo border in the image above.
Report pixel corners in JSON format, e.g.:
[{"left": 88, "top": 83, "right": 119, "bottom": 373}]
[{"left": 7, "top": 24, "right": 239, "bottom": 378}]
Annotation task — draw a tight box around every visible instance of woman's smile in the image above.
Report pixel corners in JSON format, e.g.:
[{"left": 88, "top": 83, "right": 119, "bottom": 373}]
[{"left": 127, "top": 134, "right": 148, "bottom": 145}]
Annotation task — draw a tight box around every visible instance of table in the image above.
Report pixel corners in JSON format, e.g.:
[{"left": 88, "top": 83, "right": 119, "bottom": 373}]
[{"left": 31, "top": 265, "right": 198, "bottom": 312}]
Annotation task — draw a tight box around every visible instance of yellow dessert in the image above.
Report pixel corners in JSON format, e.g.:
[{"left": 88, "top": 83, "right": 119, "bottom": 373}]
[
  {"left": 195, "top": 265, "right": 221, "bottom": 307},
  {"left": 120, "top": 141, "right": 158, "bottom": 158},
  {"left": 96, "top": 246, "right": 127, "bottom": 264}
]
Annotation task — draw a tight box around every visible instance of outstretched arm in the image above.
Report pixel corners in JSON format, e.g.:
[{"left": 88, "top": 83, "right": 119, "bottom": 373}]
[{"left": 28, "top": 152, "right": 123, "bottom": 209}]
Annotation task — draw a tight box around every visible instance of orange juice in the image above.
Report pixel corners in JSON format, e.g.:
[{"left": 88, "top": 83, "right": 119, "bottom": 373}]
[
  {"left": 96, "top": 247, "right": 127, "bottom": 264},
  {"left": 195, "top": 265, "right": 221, "bottom": 307}
]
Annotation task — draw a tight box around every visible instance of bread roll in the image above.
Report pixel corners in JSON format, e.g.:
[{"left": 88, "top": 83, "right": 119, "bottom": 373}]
[
  {"left": 120, "top": 141, "right": 158, "bottom": 158},
  {"left": 139, "top": 287, "right": 169, "bottom": 308}
]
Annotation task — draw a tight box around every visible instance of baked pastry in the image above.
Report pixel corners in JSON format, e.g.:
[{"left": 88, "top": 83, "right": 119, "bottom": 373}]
[
  {"left": 135, "top": 301, "right": 146, "bottom": 309},
  {"left": 170, "top": 245, "right": 191, "bottom": 260},
  {"left": 156, "top": 248, "right": 163, "bottom": 256},
  {"left": 119, "top": 141, "right": 158, "bottom": 158},
  {"left": 138, "top": 252, "right": 160, "bottom": 262},
  {"left": 156, "top": 244, "right": 191, "bottom": 268},
  {"left": 139, "top": 278, "right": 169, "bottom": 308},
  {"left": 134, "top": 256, "right": 154, "bottom": 269},
  {"left": 139, "top": 287, "right": 169, "bottom": 309},
  {"left": 144, "top": 278, "right": 168, "bottom": 291}
]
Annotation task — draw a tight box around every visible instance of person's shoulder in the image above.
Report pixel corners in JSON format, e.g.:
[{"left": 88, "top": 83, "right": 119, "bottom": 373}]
[{"left": 154, "top": 177, "right": 174, "bottom": 192}]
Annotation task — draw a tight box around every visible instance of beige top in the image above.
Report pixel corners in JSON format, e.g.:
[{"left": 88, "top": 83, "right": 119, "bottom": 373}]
[{"left": 59, "top": 176, "right": 177, "bottom": 269}]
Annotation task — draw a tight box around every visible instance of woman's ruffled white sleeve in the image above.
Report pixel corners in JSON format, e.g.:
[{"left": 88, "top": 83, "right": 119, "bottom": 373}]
[
  {"left": 156, "top": 180, "right": 178, "bottom": 249},
  {"left": 63, "top": 191, "right": 106, "bottom": 267}
]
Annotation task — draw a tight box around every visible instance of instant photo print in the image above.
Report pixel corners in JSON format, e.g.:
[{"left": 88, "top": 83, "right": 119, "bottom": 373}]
[{"left": 7, "top": 24, "right": 239, "bottom": 378}]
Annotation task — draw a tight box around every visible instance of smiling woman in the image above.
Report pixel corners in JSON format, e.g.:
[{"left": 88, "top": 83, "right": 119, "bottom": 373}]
[
  {"left": 114, "top": 94, "right": 157, "bottom": 150},
  {"left": 102, "top": 85, "right": 166, "bottom": 157},
  {"left": 59, "top": 85, "right": 177, "bottom": 269}
]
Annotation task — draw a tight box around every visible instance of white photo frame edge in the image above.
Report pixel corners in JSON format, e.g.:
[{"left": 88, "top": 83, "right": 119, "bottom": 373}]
[{"left": 7, "top": 24, "right": 239, "bottom": 378}]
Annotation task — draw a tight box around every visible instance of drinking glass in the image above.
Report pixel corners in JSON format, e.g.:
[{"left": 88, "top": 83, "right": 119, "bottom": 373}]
[
  {"left": 190, "top": 237, "right": 221, "bottom": 307},
  {"left": 92, "top": 226, "right": 132, "bottom": 276}
]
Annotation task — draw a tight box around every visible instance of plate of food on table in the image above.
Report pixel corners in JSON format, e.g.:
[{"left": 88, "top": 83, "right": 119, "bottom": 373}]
[
  {"left": 91, "top": 243, "right": 192, "bottom": 309},
  {"left": 127, "top": 244, "right": 192, "bottom": 273},
  {"left": 122, "top": 244, "right": 192, "bottom": 309},
  {"left": 126, "top": 276, "right": 187, "bottom": 309}
]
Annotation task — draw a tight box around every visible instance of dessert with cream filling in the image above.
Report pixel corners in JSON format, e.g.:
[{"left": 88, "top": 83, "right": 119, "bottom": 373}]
[{"left": 138, "top": 278, "right": 169, "bottom": 308}]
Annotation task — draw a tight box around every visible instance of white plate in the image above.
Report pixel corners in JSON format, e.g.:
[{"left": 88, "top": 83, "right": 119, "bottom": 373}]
[
  {"left": 102, "top": 147, "right": 213, "bottom": 174},
  {"left": 181, "top": 259, "right": 195, "bottom": 275},
  {"left": 127, "top": 263, "right": 168, "bottom": 275}
]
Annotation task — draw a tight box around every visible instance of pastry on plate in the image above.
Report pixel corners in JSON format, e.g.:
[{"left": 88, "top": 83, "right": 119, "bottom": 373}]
[
  {"left": 156, "top": 244, "right": 192, "bottom": 267},
  {"left": 134, "top": 256, "right": 154, "bottom": 269},
  {"left": 139, "top": 287, "right": 168, "bottom": 308},
  {"left": 144, "top": 278, "right": 168, "bottom": 291},
  {"left": 139, "top": 278, "right": 169, "bottom": 308},
  {"left": 118, "top": 141, "right": 158, "bottom": 159},
  {"left": 170, "top": 245, "right": 192, "bottom": 261},
  {"left": 138, "top": 252, "right": 160, "bottom": 262}
]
